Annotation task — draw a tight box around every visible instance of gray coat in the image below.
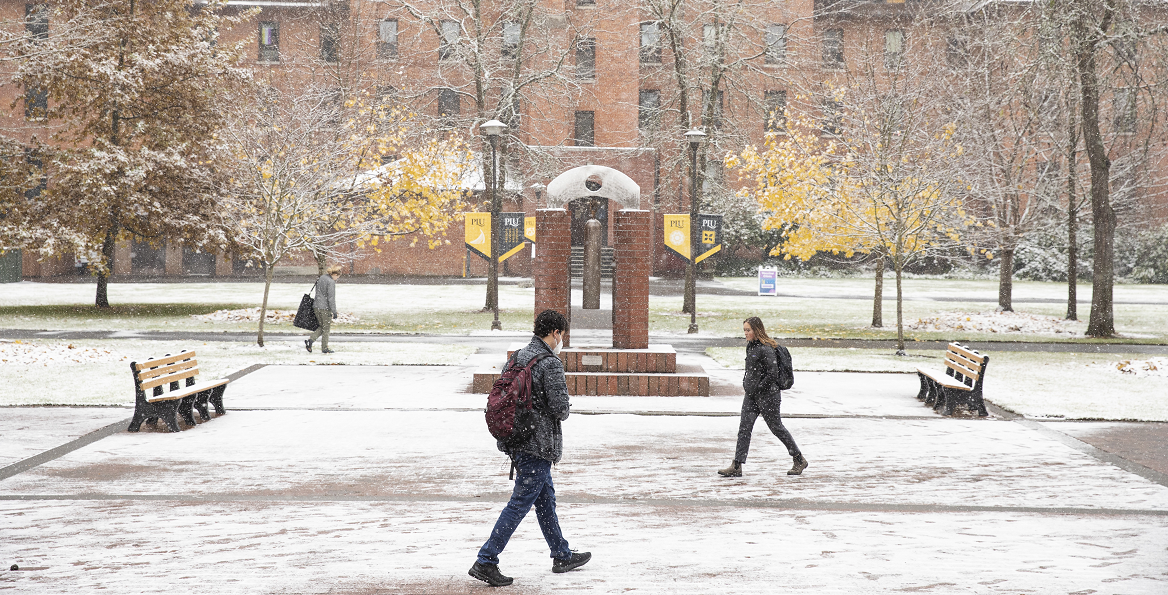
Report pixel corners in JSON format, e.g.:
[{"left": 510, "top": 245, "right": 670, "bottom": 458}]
[
  {"left": 314, "top": 274, "right": 337, "bottom": 316},
  {"left": 499, "top": 335, "right": 570, "bottom": 463}
]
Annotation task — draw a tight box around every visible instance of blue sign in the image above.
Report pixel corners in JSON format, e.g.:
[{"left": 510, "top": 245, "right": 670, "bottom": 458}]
[{"left": 758, "top": 267, "right": 777, "bottom": 296}]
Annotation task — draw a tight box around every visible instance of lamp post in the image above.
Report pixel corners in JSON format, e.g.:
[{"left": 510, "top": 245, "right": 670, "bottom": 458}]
[
  {"left": 481, "top": 119, "right": 508, "bottom": 331},
  {"left": 684, "top": 127, "right": 706, "bottom": 334}
]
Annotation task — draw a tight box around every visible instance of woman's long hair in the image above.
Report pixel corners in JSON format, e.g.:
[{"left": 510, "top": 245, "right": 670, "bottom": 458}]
[{"left": 744, "top": 317, "right": 777, "bottom": 348}]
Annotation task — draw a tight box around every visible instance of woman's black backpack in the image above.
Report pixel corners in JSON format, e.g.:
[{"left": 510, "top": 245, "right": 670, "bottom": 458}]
[{"left": 772, "top": 345, "right": 795, "bottom": 390}]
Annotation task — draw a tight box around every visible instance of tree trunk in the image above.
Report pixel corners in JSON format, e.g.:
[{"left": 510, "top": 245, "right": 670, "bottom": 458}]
[
  {"left": 314, "top": 251, "right": 327, "bottom": 276},
  {"left": 871, "top": 253, "right": 884, "bottom": 328},
  {"left": 1066, "top": 108, "right": 1079, "bottom": 321},
  {"left": 95, "top": 225, "right": 117, "bottom": 308},
  {"left": 1075, "top": 6, "right": 1116, "bottom": 337},
  {"left": 258, "top": 264, "right": 274, "bottom": 347},
  {"left": 895, "top": 259, "right": 906, "bottom": 355},
  {"left": 997, "top": 247, "right": 1014, "bottom": 312}
]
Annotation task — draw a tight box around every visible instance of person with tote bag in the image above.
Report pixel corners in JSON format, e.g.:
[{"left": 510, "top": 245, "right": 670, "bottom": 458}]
[{"left": 305, "top": 265, "right": 341, "bottom": 354}]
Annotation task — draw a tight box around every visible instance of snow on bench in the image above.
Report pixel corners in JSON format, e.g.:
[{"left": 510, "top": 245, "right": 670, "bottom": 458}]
[{"left": 915, "top": 343, "right": 989, "bottom": 417}]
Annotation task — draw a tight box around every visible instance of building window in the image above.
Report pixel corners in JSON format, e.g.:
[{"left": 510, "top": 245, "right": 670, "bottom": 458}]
[
  {"left": 702, "top": 89, "right": 724, "bottom": 129},
  {"left": 640, "top": 22, "right": 661, "bottom": 64},
  {"left": 639, "top": 89, "right": 660, "bottom": 131},
  {"left": 1115, "top": 88, "right": 1137, "bottom": 134},
  {"left": 576, "top": 38, "right": 596, "bottom": 80},
  {"left": 259, "top": 22, "right": 279, "bottom": 62},
  {"left": 574, "top": 111, "right": 595, "bottom": 146},
  {"left": 822, "top": 28, "right": 843, "bottom": 68},
  {"left": 822, "top": 98, "right": 843, "bottom": 134},
  {"left": 439, "top": 20, "right": 460, "bottom": 61},
  {"left": 378, "top": 19, "right": 398, "bottom": 60},
  {"left": 765, "top": 24, "right": 787, "bottom": 65},
  {"left": 24, "top": 86, "right": 47, "bottom": 121},
  {"left": 884, "top": 29, "right": 904, "bottom": 70},
  {"left": 25, "top": 3, "right": 48, "bottom": 40},
  {"left": 577, "top": 0, "right": 596, "bottom": 7},
  {"left": 321, "top": 23, "right": 340, "bottom": 63},
  {"left": 502, "top": 21, "right": 521, "bottom": 59},
  {"left": 438, "top": 88, "right": 460, "bottom": 118},
  {"left": 946, "top": 37, "right": 967, "bottom": 68},
  {"left": 765, "top": 90, "right": 786, "bottom": 132}
]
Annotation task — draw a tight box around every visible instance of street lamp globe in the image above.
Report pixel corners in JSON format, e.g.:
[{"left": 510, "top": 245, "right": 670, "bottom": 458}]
[
  {"left": 684, "top": 127, "right": 707, "bottom": 147},
  {"left": 480, "top": 119, "right": 508, "bottom": 137}
]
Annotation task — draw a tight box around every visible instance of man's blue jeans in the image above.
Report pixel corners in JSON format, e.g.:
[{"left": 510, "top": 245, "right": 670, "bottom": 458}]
[{"left": 477, "top": 452, "right": 571, "bottom": 565}]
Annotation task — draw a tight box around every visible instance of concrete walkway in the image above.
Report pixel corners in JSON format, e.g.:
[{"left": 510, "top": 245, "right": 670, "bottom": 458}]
[{"left": 2, "top": 362, "right": 1166, "bottom": 593}]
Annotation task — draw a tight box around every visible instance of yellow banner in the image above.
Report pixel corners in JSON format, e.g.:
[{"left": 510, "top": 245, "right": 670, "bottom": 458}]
[
  {"left": 663, "top": 214, "right": 690, "bottom": 261},
  {"left": 524, "top": 216, "right": 536, "bottom": 243},
  {"left": 464, "top": 212, "right": 491, "bottom": 259}
]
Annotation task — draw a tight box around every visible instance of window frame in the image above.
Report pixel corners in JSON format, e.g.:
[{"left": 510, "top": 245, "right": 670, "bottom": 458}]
[
  {"left": 574, "top": 110, "right": 596, "bottom": 146},
  {"left": 438, "top": 88, "right": 461, "bottom": 118},
  {"left": 638, "top": 89, "right": 661, "bottom": 132},
  {"left": 765, "top": 24, "right": 787, "bottom": 65},
  {"left": 576, "top": 37, "right": 596, "bottom": 80},
  {"left": 320, "top": 22, "right": 341, "bottom": 64},
  {"left": 640, "top": 22, "right": 661, "bottom": 64},
  {"left": 822, "top": 28, "right": 844, "bottom": 69},
  {"left": 502, "top": 21, "right": 521, "bottom": 60},
  {"left": 884, "top": 29, "right": 905, "bottom": 70},
  {"left": 439, "top": 20, "right": 460, "bottom": 61},
  {"left": 378, "top": 19, "right": 399, "bottom": 60}
]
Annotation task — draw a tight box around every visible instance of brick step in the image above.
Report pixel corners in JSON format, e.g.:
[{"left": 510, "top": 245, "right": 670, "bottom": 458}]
[
  {"left": 508, "top": 343, "right": 676, "bottom": 374},
  {"left": 472, "top": 364, "right": 709, "bottom": 396}
]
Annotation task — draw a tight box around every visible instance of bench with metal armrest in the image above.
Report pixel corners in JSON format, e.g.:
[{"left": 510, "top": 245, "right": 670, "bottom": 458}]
[
  {"left": 128, "top": 350, "right": 229, "bottom": 433},
  {"left": 916, "top": 342, "right": 989, "bottom": 417}
]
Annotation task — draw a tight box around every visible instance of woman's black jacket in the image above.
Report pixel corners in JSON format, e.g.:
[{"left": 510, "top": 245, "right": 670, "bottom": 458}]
[{"left": 742, "top": 340, "right": 780, "bottom": 397}]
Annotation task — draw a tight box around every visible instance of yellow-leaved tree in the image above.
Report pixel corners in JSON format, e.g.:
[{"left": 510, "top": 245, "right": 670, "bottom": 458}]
[
  {"left": 731, "top": 84, "right": 972, "bottom": 353},
  {"left": 224, "top": 86, "right": 472, "bottom": 346}
]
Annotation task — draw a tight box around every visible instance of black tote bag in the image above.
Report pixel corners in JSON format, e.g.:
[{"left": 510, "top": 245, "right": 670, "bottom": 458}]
[{"left": 293, "top": 282, "right": 320, "bottom": 331}]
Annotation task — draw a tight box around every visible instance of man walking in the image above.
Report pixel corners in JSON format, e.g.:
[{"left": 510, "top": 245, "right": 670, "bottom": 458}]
[
  {"left": 469, "top": 309, "right": 590, "bottom": 587},
  {"left": 305, "top": 265, "right": 341, "bottom": 354}
]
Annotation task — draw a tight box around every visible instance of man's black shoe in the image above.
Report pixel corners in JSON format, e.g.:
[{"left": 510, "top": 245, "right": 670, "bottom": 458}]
[
  {"left": 469, "top": 562, "right": 513, "bottom": 587},
  {"left": 304, "top": 340, "right": 312, "bottom": 353},
  {"left": 552, "top": 551, "right": 591, "bottom": 574}
]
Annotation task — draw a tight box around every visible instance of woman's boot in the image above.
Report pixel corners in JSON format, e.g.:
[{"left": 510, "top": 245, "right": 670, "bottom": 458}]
[
  {"left": 717, "top": 461, "right": 742, "bottom": 477},
  {"left": 788, "top": 454, "right": 808, "bottom": 475}
]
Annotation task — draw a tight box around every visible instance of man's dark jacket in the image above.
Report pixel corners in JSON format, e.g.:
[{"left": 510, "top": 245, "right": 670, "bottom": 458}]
[
  {"left": 498, "top": 335, "right": 570, "bottom": 463},
  {"left": 742, "top": 340, "right": 781, "bottom": 397}
]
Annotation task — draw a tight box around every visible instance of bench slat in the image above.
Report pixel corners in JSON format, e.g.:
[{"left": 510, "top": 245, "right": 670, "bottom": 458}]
[
  {"left": 947, "top": 351, "right": 982, "bottom": 372},
  {"left": 141, "top": 367, "right": 200, "bottom": 391},
  {"left": 145, "top": 378, "right": 229, "bottom": 403},
  {"left": 948, "top": 343, "right": 984, "bottom": 363},
  {"left": 943, "top": 359, "right": 979, "bottom": 382},
  {"left": 916, "top": 367, "right": 974, "bottom": 390},
  {"left": 137, "top": 359, "right": 197, "bottom": 382},
  {"left": 135, "top": 351, "right": 196, "bottom": 371}
]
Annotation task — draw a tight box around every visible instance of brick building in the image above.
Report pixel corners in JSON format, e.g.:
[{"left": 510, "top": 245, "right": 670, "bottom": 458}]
[{"left": 3, "top": 0, "right": 1166, "bottom": 279}]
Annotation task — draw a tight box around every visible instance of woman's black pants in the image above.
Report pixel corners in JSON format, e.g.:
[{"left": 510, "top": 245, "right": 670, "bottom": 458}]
[{"left": 734, "top": 389, "right": 801, "bottom": 463}]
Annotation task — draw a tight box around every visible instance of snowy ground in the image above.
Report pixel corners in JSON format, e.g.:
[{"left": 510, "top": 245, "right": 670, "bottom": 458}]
[
  {"left": 1, "top": 363, "right": 1165, "bottom": 594},
  {"left": 906, "top": 310, "right": 1086, "bottom": 336}
]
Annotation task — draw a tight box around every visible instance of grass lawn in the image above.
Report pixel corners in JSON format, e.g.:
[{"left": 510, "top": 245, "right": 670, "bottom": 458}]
[
  {"left": 707, "top": 346, "right": 1168, "bottom": 422},
  {"left": 0, "top": 338, "right": 474, "bottom": 407},
  {"left": 2, "top": 278, "right": 1166, "bottom": 343}
]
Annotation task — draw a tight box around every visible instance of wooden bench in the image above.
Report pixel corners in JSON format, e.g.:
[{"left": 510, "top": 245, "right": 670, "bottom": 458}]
[
  {"left": 128, "top": 351, "right": 229, "bottom": 433},
  {"left": 916, "top": 343, "right": 989, "bottom": 417}
]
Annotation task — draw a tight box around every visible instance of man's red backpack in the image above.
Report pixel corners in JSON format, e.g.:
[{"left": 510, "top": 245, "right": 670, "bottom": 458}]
[{"left": 485, "top": 353, "right": 550, "bottom": 449}]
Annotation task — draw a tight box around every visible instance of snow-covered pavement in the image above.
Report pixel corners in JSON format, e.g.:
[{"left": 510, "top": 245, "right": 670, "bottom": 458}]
[{"left": 2, "top": 363, "right": 1166, "bottom": 593}]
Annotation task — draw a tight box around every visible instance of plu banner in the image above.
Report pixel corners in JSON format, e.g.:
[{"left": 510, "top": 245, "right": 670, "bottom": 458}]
[
  {"left": 465, "top": 212, "right": 491, "bottom": 260},
  {"left": 524, "top": 216, "right": 536, "bottom": 243},
  {"left": 695, "top": 214, "right": 723, "bottom": 264},
  {"left": 663, "top": 214, "right": 722, "bottom": 263},
  {"left": 663, "top": 214, "right": 690, "bottom": 261},
  {"left": 498, "top": 212, "right": 526, "bottom": 263}
]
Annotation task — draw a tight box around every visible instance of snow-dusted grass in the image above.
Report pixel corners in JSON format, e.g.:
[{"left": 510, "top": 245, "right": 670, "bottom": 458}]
[
  {"left": 4, "top": 279, "right": 1167, "bottom": 342},
  {"left": 0, "top": 339, "right": 474, "bottom": 406},
  {"left": 707, "top": 346, "right": 1168, "bottom": 421}
]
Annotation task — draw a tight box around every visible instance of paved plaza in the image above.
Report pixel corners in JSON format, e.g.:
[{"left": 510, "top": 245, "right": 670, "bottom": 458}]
[{"left": 2, "top": 352, "right": 1167, "bottom": 594}]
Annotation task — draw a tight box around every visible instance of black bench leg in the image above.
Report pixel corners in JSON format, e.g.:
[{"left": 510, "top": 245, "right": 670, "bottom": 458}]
[
  {"left": 128, "top": 409, "right": 145, "bottom": 432},
  {"left": 939, "top": 388, "right": 957, "bottom": 416},
  {"left": 193, "top": 391, "right": 211, "bottom": 421},
  {"left": 161, "top": 406, "right": 182, "bottom": 432},
  {"left": 923, "top": 379, "right": 938, "bottom": 407},
  {"left": 971, "top": 389, "right": 989, "bottom": 417},
  {"left": 916, "top": 373, "right": 930, "bottom": 401},
  {"left": 178, "top": 396, "right": 198, "bottom": 426},
  {"left": 209, "top": 386, "right": 226, "bottom": 416}
]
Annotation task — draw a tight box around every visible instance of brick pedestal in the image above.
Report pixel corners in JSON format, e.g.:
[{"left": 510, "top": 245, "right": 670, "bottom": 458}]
[
  {"left": 613, "top": 209, "right": 651, "bottom": 349},
  {"left": 534, "top": 208, "right": 571, "bottom": 347}
]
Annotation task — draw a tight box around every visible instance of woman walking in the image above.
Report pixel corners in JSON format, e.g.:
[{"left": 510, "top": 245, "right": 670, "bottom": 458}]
[{"left": 718, "top": 316, "right": 808, "bottom": 478}]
